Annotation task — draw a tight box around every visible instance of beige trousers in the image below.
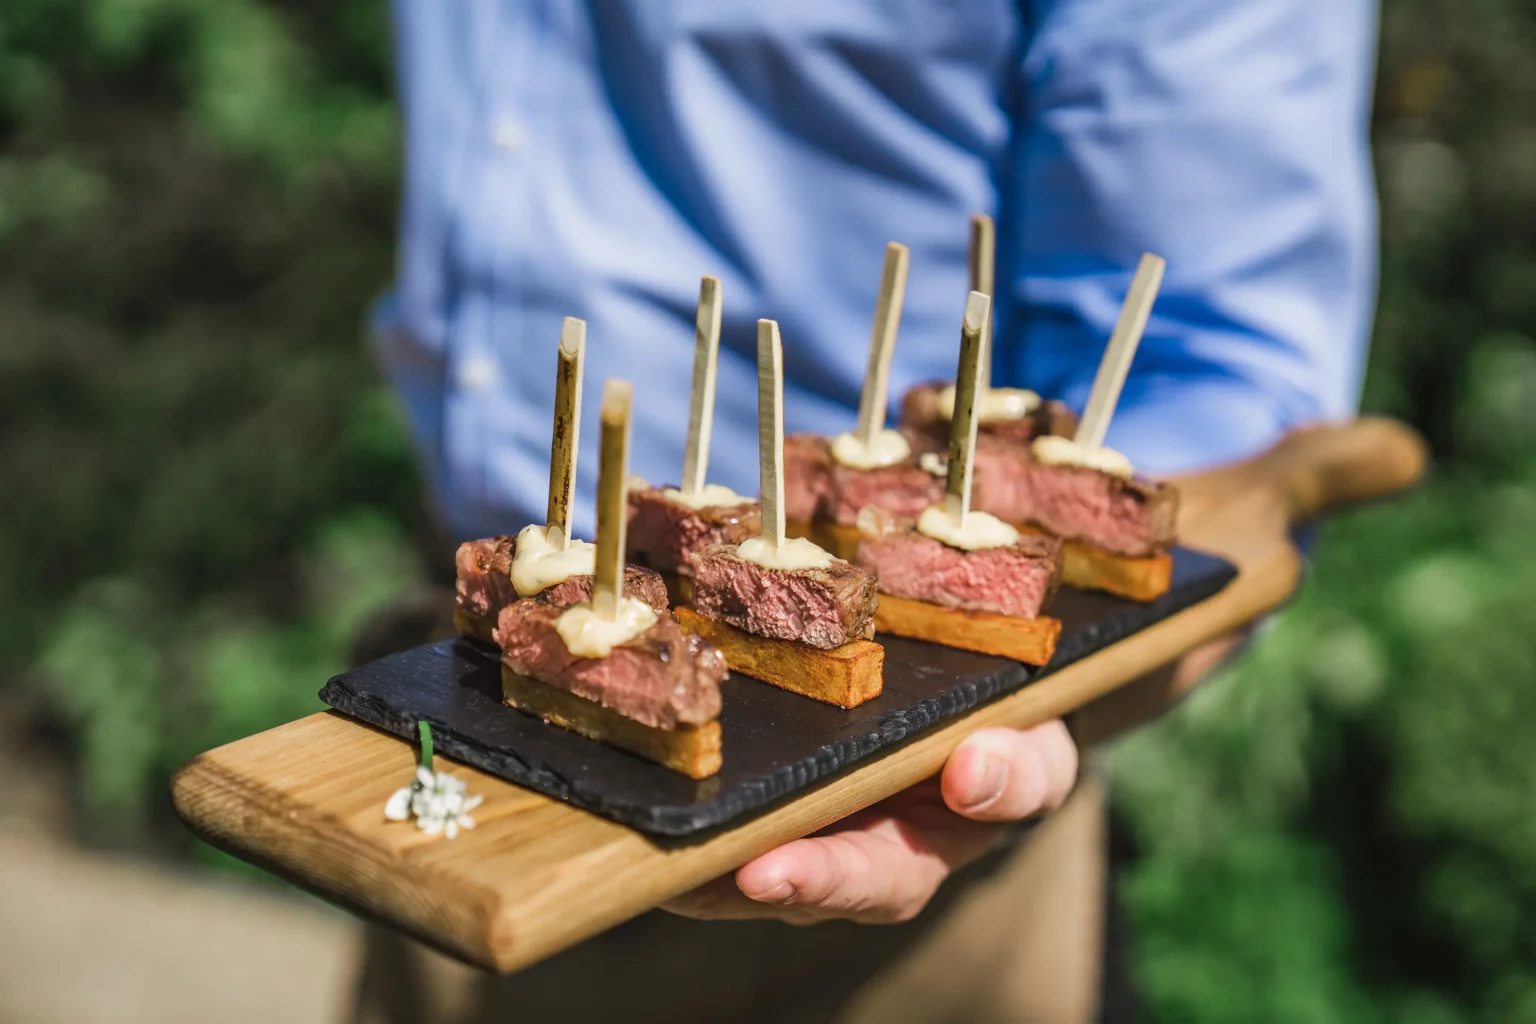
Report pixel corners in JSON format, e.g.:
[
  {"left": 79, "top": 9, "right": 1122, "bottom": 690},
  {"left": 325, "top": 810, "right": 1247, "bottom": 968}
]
[{"left": 349, "top": 777, "right": 1107, "bottom": 1024}]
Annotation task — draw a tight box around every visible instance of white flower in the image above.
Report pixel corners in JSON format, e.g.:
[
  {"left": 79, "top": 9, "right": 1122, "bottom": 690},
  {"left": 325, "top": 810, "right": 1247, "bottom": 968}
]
[{"left": 384, "top": 765, "right": 483, "bottom": 840}]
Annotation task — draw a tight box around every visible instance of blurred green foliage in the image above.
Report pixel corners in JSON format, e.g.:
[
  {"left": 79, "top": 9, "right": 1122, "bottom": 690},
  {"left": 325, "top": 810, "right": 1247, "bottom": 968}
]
[
  {"left": 3, "top": 1, "right": 1536, "bottom": 1020},
  {"left": 0, "top": 0, "right": 424, "bottom": 840},
  {"left": 1107, "top": 2, "right": 1536, "bottom": 1020}
]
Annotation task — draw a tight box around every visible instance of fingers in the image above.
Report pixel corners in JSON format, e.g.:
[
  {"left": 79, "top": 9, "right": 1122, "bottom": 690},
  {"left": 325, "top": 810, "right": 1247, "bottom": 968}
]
[
  {"left": 939, "top": 720, "right": 1077, "bottom": 823},
  {"left": 667, "top": 722, "right": 1078, "bottom": 927},
  {"left": 660, "top": 873, "right": 772, "bottom": 921},
  {"left": 735, "top": 817, "right": 951, "bottom": 925}
]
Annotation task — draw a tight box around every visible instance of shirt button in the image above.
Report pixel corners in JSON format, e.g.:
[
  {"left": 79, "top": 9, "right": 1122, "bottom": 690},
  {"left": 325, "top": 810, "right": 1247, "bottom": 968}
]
[
  {"left": 458, "top": 354, "right": 499, "bottom": 393},
  {"left": 492, "top": 118, "right": 526, "bottom": 152}
]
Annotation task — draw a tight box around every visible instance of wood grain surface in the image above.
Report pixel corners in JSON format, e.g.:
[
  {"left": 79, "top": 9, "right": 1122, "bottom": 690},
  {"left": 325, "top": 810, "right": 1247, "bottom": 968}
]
[{"left": 172, "top": 417, "right": 1427, "bottom": 974}]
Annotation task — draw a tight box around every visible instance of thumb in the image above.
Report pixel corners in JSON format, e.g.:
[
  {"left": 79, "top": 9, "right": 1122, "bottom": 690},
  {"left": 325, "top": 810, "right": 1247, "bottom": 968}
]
[{"left": 939, "top": 721, "right": 1077, "bottom": 823}]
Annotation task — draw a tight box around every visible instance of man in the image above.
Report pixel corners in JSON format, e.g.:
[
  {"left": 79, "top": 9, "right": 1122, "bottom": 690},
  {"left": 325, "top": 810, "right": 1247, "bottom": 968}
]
[{"left": 358, "top": 1, "right": 1377, "bottom": 1020}]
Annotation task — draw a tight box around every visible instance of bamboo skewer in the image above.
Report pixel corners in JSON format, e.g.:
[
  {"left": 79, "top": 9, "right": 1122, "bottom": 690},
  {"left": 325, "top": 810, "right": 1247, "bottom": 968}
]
[
  {"left": 593, "top": 380, "right": 634, "bottom": 620},
  {"left": 854, "top": 243, "right": 910, "bottom": 447},
  {"left": 546, "top": 318, "right": 587, "bottom": 550},
  {"left": 681, "top": 276, "right": 723, "bottom": 497},
  {"left": 757, "top": 319, "right": 786, "bottom": 550},
  {"left": 968, "top": 214, "right": 996, "bottom": 394},
  {"left": 943, "top": 291, "right": 992, "bottom": 525},
  {"left": 1074, "top": 253, "right": 1166, "bottom": 450}
]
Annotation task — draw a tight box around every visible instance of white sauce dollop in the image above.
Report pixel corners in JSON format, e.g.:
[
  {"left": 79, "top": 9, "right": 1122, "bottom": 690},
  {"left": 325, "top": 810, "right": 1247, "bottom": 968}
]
[
  {"left": 829, "top": 428, "right": 911, "bottom": 470},
  {"left": 737, "top": 535, "right": 836, "bottom": 571},
  {"left": 511, "top": 524, "right": 597, "bottom": 598},
  {"left": 916, "top": 506, "right": 1020, "bottom": 551},
  {"left": 935, "top": 386, "right": 1041, "bottom": 423},
  {"left": 918, "top": 452, "right": 947, "bottom": 478},
  {"left": 1030, "top": 435, "right": 1134, "bottom": 479},
  {"left": 660, "top": 483, "right": 753, "bottom": 510},
  {"left": 555, "top": 597, "right": 658, "bottom": 659}
]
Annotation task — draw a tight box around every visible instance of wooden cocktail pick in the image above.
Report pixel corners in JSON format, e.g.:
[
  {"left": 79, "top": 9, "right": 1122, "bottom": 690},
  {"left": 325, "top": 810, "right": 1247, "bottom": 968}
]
[
  {"left": 592, "top": 379, "right": 634, "bottom": 620},
  {"left": 968, "top": 214, "right": 996, "bottom": 393},
  {"left": 680, "top": 276, "right": 723, "bottom": 499},
  {"left": 756, "top": 319, "right": 786, "bottom": 551},
  {"left": 1074, "top": 253, "right": 1166, "bottom": 450},
  {"left": 853, "top": 242, "right": 910, "bottom": 448},
  {"left": 545, "top": 317, "right": 586, "bottom": 550},
  {"left": 943, "top": 291, "right": 993, "bottom": 526}
]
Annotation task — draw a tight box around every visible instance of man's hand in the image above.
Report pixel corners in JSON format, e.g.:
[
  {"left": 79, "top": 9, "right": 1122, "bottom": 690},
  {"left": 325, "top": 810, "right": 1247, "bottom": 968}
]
[{"left": 663, "top": 721, "right": 1077, "bottom": 925}]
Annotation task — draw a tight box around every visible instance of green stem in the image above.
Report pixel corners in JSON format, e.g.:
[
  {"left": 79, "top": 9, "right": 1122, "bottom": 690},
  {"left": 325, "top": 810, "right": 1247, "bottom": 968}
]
[{"left": 418, "top": 720, "right": 434, "bottom": 772}]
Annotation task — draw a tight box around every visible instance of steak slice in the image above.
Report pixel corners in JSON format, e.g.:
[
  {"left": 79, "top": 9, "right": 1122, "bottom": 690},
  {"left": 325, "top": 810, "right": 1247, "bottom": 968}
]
[
  {"left": 626, "top": 486, "right": 761, "bottom": 576},
  {"left": 830, "top": 457, "right": 942, "bottom": 527},
  {"left": 1022, "top": 463, "right": 1179, "bottom": 557},
  {"left": 454, "top": 536, "right": 519, "bottom": 622},
  {"left": 854, "top": 507, "right": 1062, "bottom": 619},
  {"left": 539, "top": 566, "right": 670, "bottom": 615},
  {"left": 495, "top": 601, "right": 725, "bottom": 730},
  {"left": 899, "top": 380, "right": 1078, "bottom": 449},
  {"left": 455, "top": 535, "right": 669, "bottom": 638},
  {"left": 970, "top": 438, "right": 1036, "bottom": 524},
  {"left": 782, "top": 433, "right": 944, "bottom": 526},
  {"left": 691, "top": 543, "right": 878, "bottom": 650},
  {"left": 784, "top": 433, "right": 835, "bottom": 523}
]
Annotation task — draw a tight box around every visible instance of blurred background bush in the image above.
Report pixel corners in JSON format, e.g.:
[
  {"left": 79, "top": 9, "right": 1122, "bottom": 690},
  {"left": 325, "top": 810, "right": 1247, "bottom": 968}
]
[{"left": 1, "top": 1, "right": 1533, "bottom": 1021}]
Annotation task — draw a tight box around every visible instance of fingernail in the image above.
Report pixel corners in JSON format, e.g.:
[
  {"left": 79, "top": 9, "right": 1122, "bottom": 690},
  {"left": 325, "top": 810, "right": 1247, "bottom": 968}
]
[
  {"left": 961, "top": 753, "right": 1008, "bottom": 811},
  {"left": 744, "top": 880, "right": 796, "bottom": 904}
]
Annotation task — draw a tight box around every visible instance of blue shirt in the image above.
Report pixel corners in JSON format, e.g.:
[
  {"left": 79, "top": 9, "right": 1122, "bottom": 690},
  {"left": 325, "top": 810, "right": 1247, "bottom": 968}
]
[{"left": 375, "top": 0, "right": 1378, "bottom": 543}]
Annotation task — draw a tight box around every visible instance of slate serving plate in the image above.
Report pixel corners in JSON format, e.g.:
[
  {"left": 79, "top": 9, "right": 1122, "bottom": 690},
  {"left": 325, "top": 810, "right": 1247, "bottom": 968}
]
[{"left": 321, "top": 546, "right": 1236, "bottom": 838}]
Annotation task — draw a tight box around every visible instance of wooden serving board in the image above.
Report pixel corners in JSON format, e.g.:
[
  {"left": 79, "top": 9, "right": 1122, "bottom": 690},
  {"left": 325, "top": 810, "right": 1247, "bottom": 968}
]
[
  {"left": 318, "top": 548, "right": 1233, "bottom": 836},
  {"left": 171, "top": 419, "right": 1427, "bottom": 975}
]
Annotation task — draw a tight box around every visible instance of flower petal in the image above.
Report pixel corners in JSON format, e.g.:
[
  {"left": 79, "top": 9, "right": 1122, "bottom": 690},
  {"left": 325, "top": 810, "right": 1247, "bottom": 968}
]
[
  {"left": 445, "top": 819, "right": 459, "bottom": 840},
  {"left": 415, "top": 766, "right": 436, "bottom": 789},
  {"left": 461, "top": 794, "right": 484, "bottom": 813},
  {"left": 384, "top": 787, "right": 413, "bottom": 822}
]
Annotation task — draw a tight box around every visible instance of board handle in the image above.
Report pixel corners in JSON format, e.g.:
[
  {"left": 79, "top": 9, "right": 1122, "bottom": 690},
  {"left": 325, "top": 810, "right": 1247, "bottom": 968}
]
[
  {"left": 1074, "top": 415, "right": 1428, "bottom": 748},
  {"left": 1174, "top": 416, "right": 1428, "bottom": 544},
  {"left": 1259, "top": 417, "right": 1429, "bottom": 525}
]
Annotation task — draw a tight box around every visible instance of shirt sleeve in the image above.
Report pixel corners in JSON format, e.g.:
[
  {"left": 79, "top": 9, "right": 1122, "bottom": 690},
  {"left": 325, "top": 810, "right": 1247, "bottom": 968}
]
[{"left": 997, "top": 0, "right": 1380, "bottom": 474}]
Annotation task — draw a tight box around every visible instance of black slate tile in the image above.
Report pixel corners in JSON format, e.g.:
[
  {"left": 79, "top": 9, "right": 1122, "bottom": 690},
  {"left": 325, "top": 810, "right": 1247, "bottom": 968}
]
[{"left": 320, "top": 546, "right": 1236, "bottom": 837}]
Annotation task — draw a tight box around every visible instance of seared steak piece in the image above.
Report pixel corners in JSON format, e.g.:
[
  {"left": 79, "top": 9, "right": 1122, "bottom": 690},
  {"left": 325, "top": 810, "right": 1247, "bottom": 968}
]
[
  {"left": 1022, "top": 463, "right": 1178, "bottom": 558},
  {"left": 455, "top": 536, "right": 519, "bottom": 623},
  {"left": 854, "top": 508, "right": 1062, "bottom": 619},
  {"left": 540, "top": 566, "right": 670, "bottom": 614},
  {"left": 626, "top": 487, "right": 760, "bottom": 576},
  {"left": 691, "top": 543, "right": 879, "bottom": 650},
  {"left": 455, "top": 535, "right": 669, "bottom": 637},
  {"left": 782, "top": 433, "right": 943, "bottom": 526},
  {"left": 495, "top": 601, "right": 725, "bottom": 730},
  {"left": 970, "top": 438, "right": 1035, "bottom": 524},
  {"left": 899, "top": 380, "right": 1078, "bottom": 449},
  {"left": 784, "top": 433, "right": 835, "bottom": 523}
]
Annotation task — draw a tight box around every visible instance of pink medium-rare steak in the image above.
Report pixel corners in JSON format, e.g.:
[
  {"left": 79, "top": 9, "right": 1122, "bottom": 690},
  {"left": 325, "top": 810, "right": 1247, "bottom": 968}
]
[
  {"left": 969, "top": 438, "right": 1034, "bottom": 524},
  {"left": 626, "top": 487, "right": 761, "bottom": 576},
  {"left": 1021, "top": 463, "right": 1179, "bottom": 557},
  {"left": 854, "top": 507, "right": 1062, "bottom": 619},
  {"left": 455, "top": 535, "right": 669, "bottom": 627},
  {"left": 782, "top": 433, "right": 943, "bottom": 526},
  {"left": 784, "top": 433, "right": 835, "bottom": 523},
  {"left": 495, "top": 600, "right": 725, "bottom": 730},
  {"left": 691, "top": 543, "right": 879, "bottom": 650},
  {"left": 455, "top": 536, "right": 519, "bottom": 622},
  {"left": 830, "top": 457, "right": 942, "bottom": 526},
  {"left": 898, "top": 380, "right": 1079, "bottom": 449}
]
